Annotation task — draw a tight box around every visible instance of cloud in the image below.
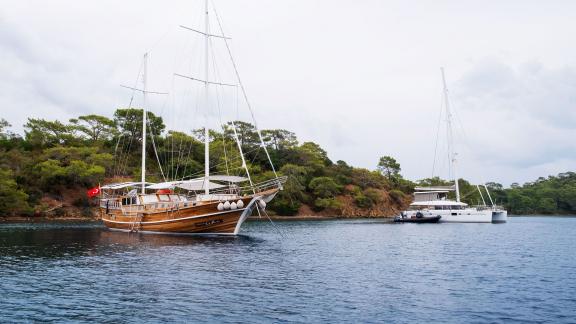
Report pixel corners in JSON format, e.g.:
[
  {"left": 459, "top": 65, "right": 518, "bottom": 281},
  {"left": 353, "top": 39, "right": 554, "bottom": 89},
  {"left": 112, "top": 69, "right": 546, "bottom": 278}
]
[{"left": 449, "top": 59, "right": 576, "bottom": 170}]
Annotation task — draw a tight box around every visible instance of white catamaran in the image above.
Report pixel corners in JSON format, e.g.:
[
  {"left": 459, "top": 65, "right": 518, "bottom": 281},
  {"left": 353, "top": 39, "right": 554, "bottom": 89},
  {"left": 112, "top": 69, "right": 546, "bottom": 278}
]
[{"left": 400, "top": 68, "right": 507, "bottom": 223}]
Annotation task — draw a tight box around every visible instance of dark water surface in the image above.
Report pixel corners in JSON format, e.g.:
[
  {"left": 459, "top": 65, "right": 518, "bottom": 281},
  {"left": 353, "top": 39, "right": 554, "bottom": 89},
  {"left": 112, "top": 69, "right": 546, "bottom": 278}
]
[{"left": 1, "top": 217, "right": 575, "bottom": 323}]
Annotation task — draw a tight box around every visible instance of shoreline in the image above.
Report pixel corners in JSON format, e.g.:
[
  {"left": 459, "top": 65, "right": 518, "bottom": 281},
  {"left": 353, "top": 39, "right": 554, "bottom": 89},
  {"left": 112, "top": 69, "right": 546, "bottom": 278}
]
[
  {"left": 2, "top": 214, "right": 575, "bottom": 223},
  {"left": 0, "top": 215, "right": 394, "bottom": 222}
]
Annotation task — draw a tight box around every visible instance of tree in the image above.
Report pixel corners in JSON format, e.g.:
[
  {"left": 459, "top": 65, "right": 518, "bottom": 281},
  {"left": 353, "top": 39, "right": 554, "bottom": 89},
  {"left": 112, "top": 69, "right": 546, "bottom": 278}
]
[
  {"left": 377, "top": 156, "right": 401, "bottom": 181},
  {"left": 224, "top": 121, "right": 259, "bottom": 148},
  {"left": 0, "top": 168, "right": 30, "bottom": 216},
  {"left": 24, "top": 118, "right": 76, "bottom": 148},
  {"left": 0, "top": 119, "right": 10, "bottom": 139},
  {"left": 70, "top": 114, "right": 117, "bottom": 142},
  {"left": 261, "top": 129, "right": 298, "bottom": 150},
  {"left": 114, "top": 108, "right": 165, "bottom": 140},
  {"left": 309, "top": 177, "right": 341, "bottom": 198}
]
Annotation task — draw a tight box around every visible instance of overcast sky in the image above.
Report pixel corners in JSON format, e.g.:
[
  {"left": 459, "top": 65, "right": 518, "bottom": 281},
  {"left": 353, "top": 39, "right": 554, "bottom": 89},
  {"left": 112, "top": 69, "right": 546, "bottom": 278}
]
[{"left": 1, "top": 0, "right": 575, "bottom": 186}]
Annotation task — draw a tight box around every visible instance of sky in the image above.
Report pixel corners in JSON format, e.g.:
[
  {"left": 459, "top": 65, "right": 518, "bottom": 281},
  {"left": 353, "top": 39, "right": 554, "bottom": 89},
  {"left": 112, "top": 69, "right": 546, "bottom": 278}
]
[{"left": 1, "top": 0, "right": 575, "bottom": 186}]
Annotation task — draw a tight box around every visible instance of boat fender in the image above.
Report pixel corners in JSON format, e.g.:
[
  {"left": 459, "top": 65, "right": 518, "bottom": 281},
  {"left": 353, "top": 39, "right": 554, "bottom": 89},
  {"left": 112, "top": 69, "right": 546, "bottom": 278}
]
[
  {"left": 236, "top": 200, "right": 244, "bottom": 208},
  {"left": 258, "top": 199, "right": 266, "bottom": 209},
  {"left": 223, "top": 201, "right": 231, "bottom": 210},
  {"left": 217, "top": 202, "right": 224, "bottom": 211},
  {"left": 416, "top": 212, "right": 424, "bottom": 218},
  {"left": 230, "top": 202, "right": 237, "bottom": 210}
]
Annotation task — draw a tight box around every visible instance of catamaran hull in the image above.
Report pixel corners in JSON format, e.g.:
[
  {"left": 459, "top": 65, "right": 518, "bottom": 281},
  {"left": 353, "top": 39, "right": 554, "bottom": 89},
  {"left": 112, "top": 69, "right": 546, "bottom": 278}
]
[
  {"left": 492, "top": 210, "right": 508, "bottom": 223},
  {"left": 438, "top": 210, "right": 493, "bottom": 223}
]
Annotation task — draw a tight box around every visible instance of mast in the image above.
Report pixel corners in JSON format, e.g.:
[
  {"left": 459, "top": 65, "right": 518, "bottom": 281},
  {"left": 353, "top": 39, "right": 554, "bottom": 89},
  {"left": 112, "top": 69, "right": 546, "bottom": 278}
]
[
  {"left": 441, "top": 67, "right": 460, "bottom": 202},
  {"left": 141, "top": 53, "right": 148, "bottom": 194},
  {"left": 203, "top": 0, "right": 210, "bottom": 195}
]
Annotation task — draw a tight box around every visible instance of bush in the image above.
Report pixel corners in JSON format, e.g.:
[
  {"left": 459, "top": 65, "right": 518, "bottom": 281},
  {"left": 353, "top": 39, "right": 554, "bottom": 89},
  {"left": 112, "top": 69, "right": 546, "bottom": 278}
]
[
  {"left": 354, "top": 194, "right": 373, "bottom": 209},
  {"left": 389, "top": 189, "right": 406, "bottom": 204},
  {"left": 314, "top": 197, "right": 343, "bottom": 212},
  {"left": 269, "top": 193, "right": 301, "bottom": 216},
  {"left": 364, "top": 188, "right": 382, "bottom": 204},
  {"left": 309, "top": 177, "right": 341, "bottom": 198},
  {"left": 0, "top": 168, "right": 31, "bottom": 216}
]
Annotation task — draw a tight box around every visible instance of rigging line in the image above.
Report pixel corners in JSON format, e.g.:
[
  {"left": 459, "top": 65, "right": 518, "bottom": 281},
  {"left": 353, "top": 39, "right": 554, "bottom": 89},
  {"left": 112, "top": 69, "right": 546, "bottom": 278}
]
[
  {"left": 258, "top": 204, "right": 287, "bottom": 240},
  {"left": 181, "top": 153, "right": 245, "bottom": 179},
  {"left": 159, "top": 74, "right": 176, "bottom": 180},
  {"left": 173, "top": 132, "right": 186, "bottom": 180},
  {"left": 114, "top": 59, "right": 144, "bottom": 176},
  {"left": 431, "top": 91, "right": 444, "bottom": 178},
  {"left": 148, "top": 114, "right": 166, "bottom": 181},
  {"left": 214, "top": 86, "right": 231, "bottom": 176},
  {"left": 179, "top": 25, "right": 231, "bottom": 39},
  {"left": 212, "top": 2, "right": 278, "bottom": 179},
  {"left": 209, "top": 37, "right": 231, "bottom": 176},
  {"left": 178, "top": 139, "right": 195, "bottom": 181},
  {"left": 174, "top": 73, "right": 236, "bottom": 87}
]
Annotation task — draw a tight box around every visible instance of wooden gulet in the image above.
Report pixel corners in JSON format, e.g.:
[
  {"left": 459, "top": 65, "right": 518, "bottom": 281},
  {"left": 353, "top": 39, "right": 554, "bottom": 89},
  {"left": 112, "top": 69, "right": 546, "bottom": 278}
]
[{"left": 99, "top": 1, "right": 286, "bottom": 235}]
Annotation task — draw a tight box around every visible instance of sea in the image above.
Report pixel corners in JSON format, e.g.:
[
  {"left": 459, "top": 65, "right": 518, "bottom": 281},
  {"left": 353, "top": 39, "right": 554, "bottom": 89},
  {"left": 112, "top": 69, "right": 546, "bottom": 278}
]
[{"left": 1, "top": 217, "right": 575, "bottom": 323}]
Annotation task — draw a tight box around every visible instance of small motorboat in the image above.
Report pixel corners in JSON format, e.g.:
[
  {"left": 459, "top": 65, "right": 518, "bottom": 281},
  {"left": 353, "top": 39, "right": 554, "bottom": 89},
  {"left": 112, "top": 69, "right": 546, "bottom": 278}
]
[{"left": 394, "top": 212, "right": 441, "bottom": 223}]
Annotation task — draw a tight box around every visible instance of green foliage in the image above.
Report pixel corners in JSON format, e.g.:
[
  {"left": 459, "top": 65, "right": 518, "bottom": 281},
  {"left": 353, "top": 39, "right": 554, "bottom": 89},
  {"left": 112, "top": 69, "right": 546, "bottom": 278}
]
[
  {"left": 24, "top": 118, "right": 78, "bottom": 148},
  {"left": 0, "top": 168, "right": 30, "bottom": 216},
  {"left": 309, "top": 177, "right": 341, "bottom": 198},
  {"left": 504, "top": 172, "right": 576, "bottom": 214},
  {"left": 377, "top": 156, "right": 400, "bottom": 180},
  {"left": 314, "top": 197, "right": 343, "bottom": 211},
  {"left": 261, "top": 129, "right": 298, "bottom": 150},
  {"left": 350, "top": 168, "right": 387, "bottom": 189},
  {"left": 389, "top": 189, "right": 406, "bottom": 204},
  {"left": 2, "top": 110, "right": 574, "bottom": 218},
  {"left": 364, "top": 188, "right": 383, "bottom": 204},
  {"left": 69, "top": 114, "right": 117, "bottom": 142},
  {"left": 354, "top": 194, "right": 373, "bottom": 209},
  {"left": 114, "top": 108, "right": 165, "bottom": 140},
  {"left": 0, "top": 119, "right": 10, "bottom": 138}
]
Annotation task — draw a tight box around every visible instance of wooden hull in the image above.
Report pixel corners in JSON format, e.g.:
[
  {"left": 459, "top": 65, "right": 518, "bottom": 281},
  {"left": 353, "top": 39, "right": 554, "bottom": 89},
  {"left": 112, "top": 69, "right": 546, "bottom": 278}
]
[
  {"left": 103, "top": 209, "right": 245, "bottom": 234},
  {"left": 100, "top": 190, "right": 278, "bottom": 235}
]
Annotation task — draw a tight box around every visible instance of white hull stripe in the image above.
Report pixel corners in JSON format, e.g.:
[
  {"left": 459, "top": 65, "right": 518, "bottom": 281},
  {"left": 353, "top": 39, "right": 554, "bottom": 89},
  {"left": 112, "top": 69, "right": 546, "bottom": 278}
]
[{"left": 102, "top": 208, "right": 247, "bottom": 225}]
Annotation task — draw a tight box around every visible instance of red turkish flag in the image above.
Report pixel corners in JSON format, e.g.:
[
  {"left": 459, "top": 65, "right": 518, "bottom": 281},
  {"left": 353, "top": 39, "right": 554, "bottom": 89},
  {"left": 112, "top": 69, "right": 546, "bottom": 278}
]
[{"left": 87, "top": 187, "right": 100, "bottom": 198}]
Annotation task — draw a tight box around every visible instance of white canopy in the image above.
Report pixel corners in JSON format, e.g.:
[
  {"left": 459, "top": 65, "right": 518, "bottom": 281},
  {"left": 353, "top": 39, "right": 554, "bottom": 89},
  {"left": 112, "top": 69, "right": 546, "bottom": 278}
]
[
  {"left": 176, "top": 181, "right": 225, "bottom": 191},
  {"left": 146, "top": 180, "right": 226, "bottom": 191},
  {"left": 101, "top": 182, "right": 155, "bottom": 190},
  {"left": 191, "top": 175, "right": 248, "bottom": 183}
]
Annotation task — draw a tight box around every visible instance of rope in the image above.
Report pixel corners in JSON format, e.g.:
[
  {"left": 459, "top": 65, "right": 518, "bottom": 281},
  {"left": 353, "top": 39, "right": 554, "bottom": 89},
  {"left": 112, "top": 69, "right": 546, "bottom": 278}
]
[{"left": 211, "top": 3, "right": 278, "bottom": 178}]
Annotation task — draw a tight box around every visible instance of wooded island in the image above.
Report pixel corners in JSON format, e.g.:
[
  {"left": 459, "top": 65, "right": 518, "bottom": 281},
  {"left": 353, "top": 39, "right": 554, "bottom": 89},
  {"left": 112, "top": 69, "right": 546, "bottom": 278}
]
[{"left": 0, "top": 110, "right": 574, "bottom": 218}]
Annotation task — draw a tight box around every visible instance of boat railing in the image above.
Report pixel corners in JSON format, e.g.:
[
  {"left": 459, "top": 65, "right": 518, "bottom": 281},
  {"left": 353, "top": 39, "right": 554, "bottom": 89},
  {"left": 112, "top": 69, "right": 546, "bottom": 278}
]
[
  {"left": 211, "top": 176, "right": 288, "bottom": 196},
  {"left": 99, "top": 198, "right": 122, "bottom": 210}
]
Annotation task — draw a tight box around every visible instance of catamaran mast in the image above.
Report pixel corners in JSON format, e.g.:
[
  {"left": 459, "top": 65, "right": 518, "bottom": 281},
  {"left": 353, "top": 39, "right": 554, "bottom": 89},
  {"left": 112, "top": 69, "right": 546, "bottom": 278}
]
[
  {"left": 141, "top": 53, "right": 148, "bottom": 194},
  {"left": 203, "top": 0, "right": 210, "bottom": 196},
  {"left": 441, "top": 67, "right": 460, "bottom": 202}
]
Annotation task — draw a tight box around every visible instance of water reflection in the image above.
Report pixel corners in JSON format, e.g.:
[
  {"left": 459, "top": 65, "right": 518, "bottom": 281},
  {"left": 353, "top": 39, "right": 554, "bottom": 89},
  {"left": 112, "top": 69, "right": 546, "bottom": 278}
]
[{"left": 0, "top": 221, "right": 262, "bottom": 260}]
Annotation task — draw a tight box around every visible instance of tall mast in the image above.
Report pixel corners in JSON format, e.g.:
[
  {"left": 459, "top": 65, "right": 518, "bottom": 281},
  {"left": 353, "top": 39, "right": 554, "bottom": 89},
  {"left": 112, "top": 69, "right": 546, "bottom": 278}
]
[
  {"left": 441, "top": 67, "right": 460, "bottom": 202},
  {"left": 141, "top": 53, "right": 148, "bottom": 194},
  {"left": 203, "top": 0, "right": 210, "bottom": 196}
]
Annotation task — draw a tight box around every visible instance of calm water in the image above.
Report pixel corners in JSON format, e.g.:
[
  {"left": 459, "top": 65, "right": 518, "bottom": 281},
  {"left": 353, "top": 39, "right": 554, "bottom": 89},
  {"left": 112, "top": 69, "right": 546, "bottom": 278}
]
[{"left": 1, "top": 217, "right": 575, "bottom": 323}]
